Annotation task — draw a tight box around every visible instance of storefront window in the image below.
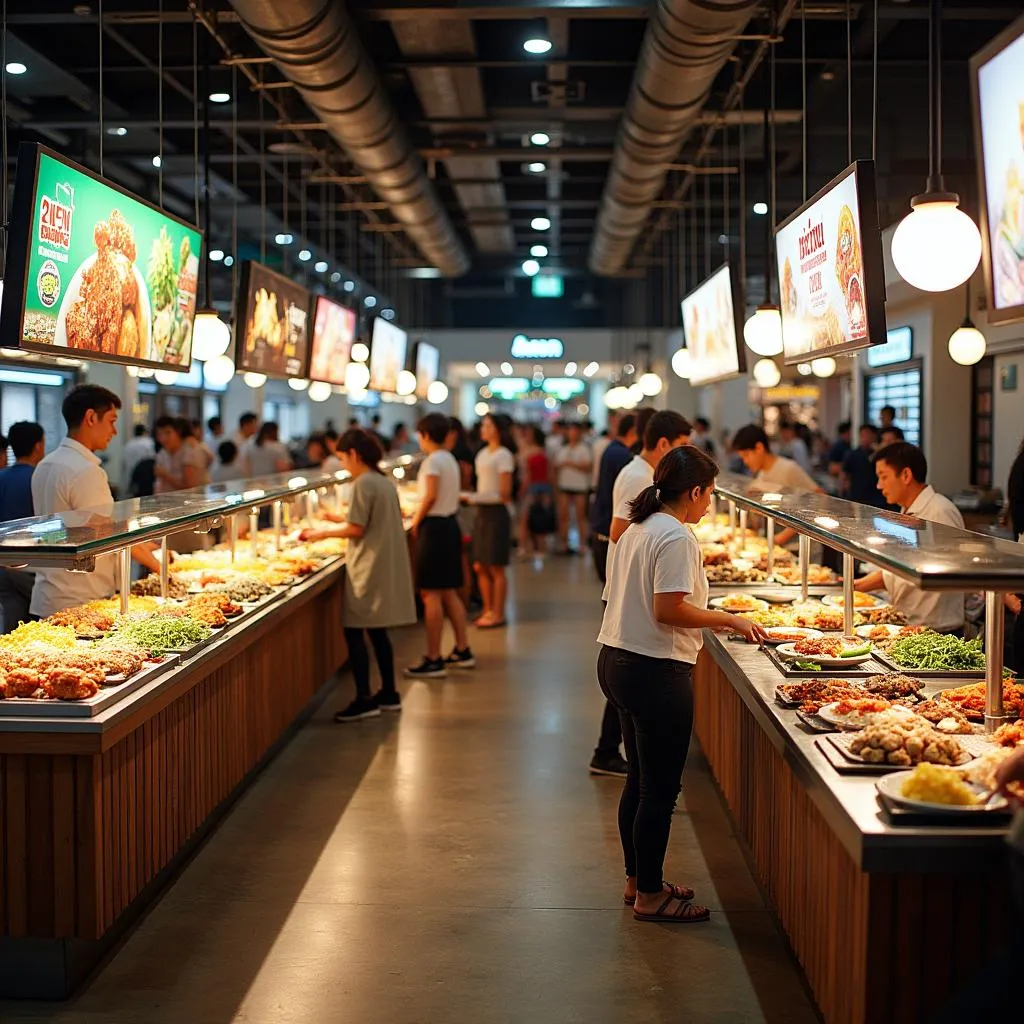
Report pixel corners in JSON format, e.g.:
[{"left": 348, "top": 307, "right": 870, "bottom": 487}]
[{"left": 865, "top": 367, "right": 921, "bottom": 446}]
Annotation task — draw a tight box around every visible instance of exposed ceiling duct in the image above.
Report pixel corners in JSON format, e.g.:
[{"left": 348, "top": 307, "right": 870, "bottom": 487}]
[
  {"left": 227, "top": 0, "right": 470, "bottom": 277},
  {"left": 588, "top": 0, "right": 760, "bottom": 277}
]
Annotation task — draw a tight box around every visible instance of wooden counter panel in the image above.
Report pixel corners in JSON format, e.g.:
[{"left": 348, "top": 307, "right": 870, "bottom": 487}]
[
  {"left": 0, "top": 578, "right": 347, "bottom": 943},
  {"left": 693, "top": 649, "right": 1012, "bottom": 1024}
]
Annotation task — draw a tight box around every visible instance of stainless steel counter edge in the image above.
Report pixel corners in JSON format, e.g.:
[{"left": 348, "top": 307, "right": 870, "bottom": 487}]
[
  {"left": 0, "top": 555, "right": 347, "bottom": 735},
  {"left": 700, "top": 630, "right": 1011, "bottom": 873}
]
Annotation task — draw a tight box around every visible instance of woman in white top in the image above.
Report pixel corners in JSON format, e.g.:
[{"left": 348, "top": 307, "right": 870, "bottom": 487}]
[
  {"left": 471, "top": 413, "right": 515, "bottom": 628},
  {"left": 597, "top": 445, "right": 766, "bottom": 924},
  {"left": 405, "top": 413, "right": 475, "bottom": 677},
  {"left": 241, "top": 422, "right": 292, "bottom": 477},
  {"left": 555, "top": 421, "right": 592, "bottom": 554}
]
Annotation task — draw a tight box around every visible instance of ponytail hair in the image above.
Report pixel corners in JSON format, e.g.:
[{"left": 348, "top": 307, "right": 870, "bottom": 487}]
[{"left": 628, "top": 444, "right": 719, "bottom": 524}]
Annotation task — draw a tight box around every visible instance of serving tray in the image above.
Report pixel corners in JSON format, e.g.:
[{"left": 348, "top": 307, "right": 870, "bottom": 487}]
[
  {"left": 875, "top": 792, "right": 1013, "bottom": 828},
  {"left": 873, "top": 649, "right": 987, "bottom": 679},
  {"left": 761, "top": 645, "right": 890, "bottom": 678}
]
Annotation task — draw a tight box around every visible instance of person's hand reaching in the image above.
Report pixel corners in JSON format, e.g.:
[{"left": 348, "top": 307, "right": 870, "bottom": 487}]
[{"left": 730, "top": 616, "right": 769, "bottom": 645}]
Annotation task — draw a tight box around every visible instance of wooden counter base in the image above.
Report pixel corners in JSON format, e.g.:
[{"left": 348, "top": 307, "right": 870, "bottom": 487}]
[
  {"left": 693, "top": 648, "right": 1012, "bottom": 1024},
  {"left": 0, "top": 571, "right": 348, "bottom": 999}
]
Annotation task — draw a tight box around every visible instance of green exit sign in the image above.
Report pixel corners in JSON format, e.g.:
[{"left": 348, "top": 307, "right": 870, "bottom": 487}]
[{"left": 531, "top": 274, "right": 564, "bottom": 298}]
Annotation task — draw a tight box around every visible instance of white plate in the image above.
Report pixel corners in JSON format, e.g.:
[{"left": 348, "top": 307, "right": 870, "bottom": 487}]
[
  {"left": 874, "top": 771, "right": 1007, "bottom": 813},
  {"left": 757, "top": 589, "right": 801, "bottom": 604},
  {"left": 776, "top": 642, "right": 874, "bottom": 666},
  {"left": 854, "top": 623, "right": 903, "bottom": 639},
  {"left": 709, "top": 595, "right": 769, "bottom": 613},
  {"left": 822, "top": 593, "right": 889, "bottom": 610},
  {"left": 761, "top": 626, "right": 823, "bottom": 646},
  {"left": 817, "top": 700, "right": 915, "bottom": 730}
]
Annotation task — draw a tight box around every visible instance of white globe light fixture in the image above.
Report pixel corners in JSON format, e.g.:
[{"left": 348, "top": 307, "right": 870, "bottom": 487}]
[
  {"left": 202, "top": 354, "right": 235, "bottom": 387},
  {"left": 307, "top": 380, "right": 332, "bottom": 402},
  {"left": 345, "top": 361, "right": 370, "bottom": 392},
  {"left": 154, "top": 369, "right": 182, "bottom": 385},
  {"left": 426, "top": 380, "right": 449, "bottom": 405},
  {"left": 190, "top": 309, "right": 231, "bottom": 361},
  {"left": 752, "top": 358, "right": 781, "bottom": 389},
  {"left": 351, "top": 342, "right": 369, "bottom": 363},
  {"left": 671, "top": 347, "right": 692, "bottom": 379},
  {"left": 810, "top": 357, "right": 837, "bottom": 378},
  {"left": 626, "top": 382, "right": 645, "bottom": 406},
  {"left": 796, "top": 362, "right": 813, "bottom": 376},
  {"left": 521, "top": 258, "right": 541, "bottom": 277},
  {"left": 604, "top": 386, "right": 627, "bottom": 410},
  {"left": 889, "top": 0, "right": 981, "bottom": 294},
  {"left": 523, "top": 38, "right": 553, "bottom": 55},
  {"left": 474, "top": 401, "right": 490, "bottom": 417},
  {"left": 243, "top": 371, "right": 267, "bottom": 389},
  {"left": 638, "top": 371, "right": 663, "bottom": 396},
  {"left": 396, "top": 369, "right": 417, "bottom": 396},
  {"left": 947, "top": 320, "right": 987, "bottom": 366},
  {"left": 743, "top": 304, "right": 784, "bottom": 356},
  {"left": 288, "top": 377, "right": 310, "bottom": 392}
]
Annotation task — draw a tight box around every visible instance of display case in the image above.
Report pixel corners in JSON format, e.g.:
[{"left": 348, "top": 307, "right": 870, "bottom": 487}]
[{"left": 690, "top": 477, "right": 1024, "bottom": 1023}]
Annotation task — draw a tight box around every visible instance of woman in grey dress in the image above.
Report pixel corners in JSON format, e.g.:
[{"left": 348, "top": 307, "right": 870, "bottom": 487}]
[{"left": 300, "top": 429, "right": 415, "bottom": 721}]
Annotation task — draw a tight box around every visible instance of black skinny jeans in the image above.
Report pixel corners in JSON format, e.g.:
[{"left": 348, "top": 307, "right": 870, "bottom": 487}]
[
  {"left": 343, "top": 627, "right": 395, "bottom": 699},
  {"left": 597, "top": 645, "right": 695, "bottom": 894}
]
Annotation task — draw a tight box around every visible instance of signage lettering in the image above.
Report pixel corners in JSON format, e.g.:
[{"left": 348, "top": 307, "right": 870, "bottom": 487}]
[{"left": 510, "top": 333, "right": 564, "bottom": 359}]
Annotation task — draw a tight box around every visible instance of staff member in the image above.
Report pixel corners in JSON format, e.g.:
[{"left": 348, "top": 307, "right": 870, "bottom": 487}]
[
  {"left": 0, "top": 421, "right": 46, "bottom": 631},
  {"left": 597, "top": 446, "right": 765, "bottom": 923},
  {"left": 300, "top": 429, "right": 416, "bottom": 721},
  {"left": 30, "top": 385, "right": 160, "bottom": 619},
  {"left": 854, "top": 441, "right": 965, "bottom": 632},
  {"left": 588, "top": 413, "right": 637, "bottom": 585}
]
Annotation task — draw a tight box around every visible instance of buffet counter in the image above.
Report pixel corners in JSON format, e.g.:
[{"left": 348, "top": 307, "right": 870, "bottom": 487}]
[{"left": 0, "top": 474, "right": 362, "bottom": 999}]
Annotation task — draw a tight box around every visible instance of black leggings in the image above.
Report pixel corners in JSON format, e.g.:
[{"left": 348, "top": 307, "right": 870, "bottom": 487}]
[
  {"left": 343, "top": 627, "right": 395, "bottom": 699},
  {"left": 597, "top": 645, "right": 695, "bottom": 894}
]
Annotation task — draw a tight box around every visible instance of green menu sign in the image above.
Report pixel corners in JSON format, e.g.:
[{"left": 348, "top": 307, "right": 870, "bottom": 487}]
[{"left": 0, "top": 144, "right": 204, "bottom": 370}]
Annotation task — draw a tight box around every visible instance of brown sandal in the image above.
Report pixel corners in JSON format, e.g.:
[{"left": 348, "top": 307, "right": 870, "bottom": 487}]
[
  {"left": 624, "top": 881, "right": 695, "bottom": 906},
  {"left": 633, "top": 895, "right": 710, "bottom": 924}
]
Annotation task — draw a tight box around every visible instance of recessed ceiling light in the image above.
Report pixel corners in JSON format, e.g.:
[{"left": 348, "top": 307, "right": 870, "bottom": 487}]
[
  {"left": 523, "top": 38, "right": 553, "bottom": 55},
  {"left": 531, "top": 216, "right": 551, "bottom": 231},
  {"left": 5, "top": 62, "right": 27, "bottom": 75},
  {"left": 364, "top": 295, "right": 377, "bottom": 308},
  {"left": 152, "top": 155, "right": 162, "bottom": 168},
  {"left": 343, "top": 280, "right": 356, "bottom": 292},
  {"left": 275, "top": 232, "right": 293, "bottom": 245},
  {"left": 106, "top": 126, "right": 127, "bottom": 137},
  {"left": 314, "top": 260, "right": 328, "bottom": 273},
  {"left": 208, "top": 249, "right": 225, "bottom": 262},
  {"left": 820, "top": 70, "right": 836, "bottom": 82},
  {"left": 209, "top": 92, "right": 231, "bottom": 103},
  {"left": 530, "top": 131, "right": 551, "bottom": 147},
  {"left": 752, "top": 201, "right": 768, "bottom": 215},
  {"left": 224, "top": 255, "right": 234, "bottom": 267},
  {"left": 297, "top": 249, "right": 312, "bottom": 261},
  {"left": 530, "top": 244, "right": 548, "bottom": 258},
  {"left": 330, "top": 271, "right": 342, "bottom": 283},
  {"left": 521, "top": 259, "right": 541, "bottom": 277},
  {"left": 527, "top": 161, "right": 547, "bottom": 173}
]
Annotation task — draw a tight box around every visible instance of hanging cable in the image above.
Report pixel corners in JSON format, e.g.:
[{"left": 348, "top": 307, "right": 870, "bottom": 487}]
[
  {"left": 258, "top": 66, "right": 266, "bottom": 265},
  {"left": 192, "top": 11, "right": 199, "bottom": 229},
  {"left": 846, "top": 0, "right": 853, "bottom": 165},
  {"left": 872, "top": 0, "right": 878, "bottom": 162},
  {"left": 704, "top": 170, "right": 711, "bottom": 278},
  {"left": 722, "top": 114, "right": 730, "bottom": 262},
  {"left": 1, "top": 0, "right": 8, "bottom": 281},
  {"left": 201, "top": 21, "right": 212, "bottom": 311},
  {"left": 98, "top": 0, "right": 104, "bottom": 174},
  {"left": 738, "top": 89, "right": 747, "bottom": 291},
  {"left": 231, "top": 64, "right": 238, "bottom": 304},
  {"left": 157, "top": 0, "right": 164, "bottom": 204},
  {"left": 801, "top": 0, "right": 807, "bottom": 201}
]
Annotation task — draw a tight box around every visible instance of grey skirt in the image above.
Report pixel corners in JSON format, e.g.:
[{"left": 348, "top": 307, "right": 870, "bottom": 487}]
[{"left": 471, "top": 504, "right": 512, "bottom": 567}]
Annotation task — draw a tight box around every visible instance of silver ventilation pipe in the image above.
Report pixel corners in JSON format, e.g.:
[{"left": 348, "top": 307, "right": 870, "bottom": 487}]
[
  {"left": 227, "top": 0, "right": 470, "bottom": 277},
  {"left": 588, "top": 0, "right": 759, "bottom": 277}
]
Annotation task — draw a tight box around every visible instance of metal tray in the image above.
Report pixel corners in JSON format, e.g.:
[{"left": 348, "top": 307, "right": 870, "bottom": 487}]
[
  {"left": 875, "top": 791, "right": 1013, "bottom": 828},
  {"left": 0, "top": 653, "right": 179, "bottom": 718},
  {"left": 873, "top": 649, "right": 987, "bottom": 679},
  {"left": 796, "top": 709, "right": 837, "bottom": 733},
  {"left": 762, "top": 644, "right": 890, "bottom": 678}
]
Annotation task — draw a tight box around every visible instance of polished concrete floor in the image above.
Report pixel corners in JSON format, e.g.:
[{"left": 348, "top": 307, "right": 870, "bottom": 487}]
[{"left": 2, "top": 555, "right": 820, "bottom": 1024}]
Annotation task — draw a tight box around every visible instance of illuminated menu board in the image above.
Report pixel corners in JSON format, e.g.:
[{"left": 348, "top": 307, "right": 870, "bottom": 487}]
[
  {"left": 680, "top": 263, "right": 745, "bottom": 386},
  {"left": 774, "top": 160, "right": 886, "bottom": 364},
  {"left": 309, "top": 295, "right": 356, "bottom": 386},
  {"left": 236, "top": 261, "right": 311, "bottom": 379},
  {"left": 368, "top": 318, "right": 408, "bottom": 393}
]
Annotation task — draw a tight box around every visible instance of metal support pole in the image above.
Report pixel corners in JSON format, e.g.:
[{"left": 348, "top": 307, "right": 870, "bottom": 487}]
[
  {"left": 766, "top": 517, "right": 775, "bottom": 576},
  {"left": 249, "top": 508, "right": 260, "bottom": 559},
  {"left": 159, "top": 536, "right": 169, "bottom": 601},
  {"left": 739, "top": 509, "right": 748, "bottom": 552},
  {"left": 710, "top": 492, "right": 718, "bottom": 522},
  {"left": 229, "top": 513, "right": 238, "bottom": 564},
  {"left": 119, "top": 546, "right": 131, "bottom": 616},
  {"left": 984, "top": 591, "right": 1006, "bottom": 733},
  {"left": 842, "top": 553, "right": 855, "bottom": 636},
  {"left": 728, "top": 500, "right": 737, "bottom": 539},
  {"left": 273, "top": 501, "right": 282, "bottom": 553},
  {"left": 334, "top": 483, "right": 343, "bottom": 514},
  {"left": 799, "top": 533, "right": 810, "bottom": 603}
]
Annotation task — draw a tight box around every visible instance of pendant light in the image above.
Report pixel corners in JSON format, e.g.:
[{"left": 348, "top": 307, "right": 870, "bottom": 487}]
[
  {"left": 426, "top": 380, "right": 449, "bottom": 405},
  {"left": 671, "top": 347, "right": 692, "bottom": 379},
  {"left": 752, "top": 358, "right": 781, "bottom": 389},
  {"left": 890, "top": 0, "right": 981, "bottom": 292},
  {"left": 191, "top": 23, "right": 230, "bottom": 361},
  {"left": 947, "top": 279, "right": 987, "bottom": 366},
  {"left": 744, "top": 49, "right": 783, "bottom": 357},
  {"left": 810, "top": 356, "right": 836, "bottom": 378},
  {"left": 307, "top": 380, "right": 332, "bottom": 402}
]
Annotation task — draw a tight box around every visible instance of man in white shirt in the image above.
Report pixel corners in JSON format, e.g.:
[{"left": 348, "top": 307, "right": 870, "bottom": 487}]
[
  {"left": 231, "top": 411, "right": 259, "bottom": 451},
  {"left": 30, "top": 385, "right": 161, "bottom": 619},
  {"left": 731, "top": 424, "right": 822, "bottom": 545},
  {"left": 854, "top": 442, "right": 965, "bottom": 633},
  {"left": 589, "top": 409, "right": 691, "bottom": 778},
  {"left": 121, "top": 424, "right": 155, "bottom": 493}
]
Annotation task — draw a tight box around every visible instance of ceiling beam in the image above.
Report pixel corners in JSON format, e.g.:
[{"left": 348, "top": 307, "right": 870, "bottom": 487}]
[{"left": 355, "top": 0, "right": 648, "bottom": 20}]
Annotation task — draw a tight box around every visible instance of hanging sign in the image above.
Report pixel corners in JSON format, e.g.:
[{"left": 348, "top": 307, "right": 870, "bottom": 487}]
[
  {"left": 510, "top": 334, "right": 563, "bottom": 359},
  {"left": 680, "top": 263, "right": 746, "bottom": 386},
  {"left": 0, "top": 143, "right": 203, "bottom": 370},
  {"left": 774, "top": 160, "right": 887, "bottom": 365}
]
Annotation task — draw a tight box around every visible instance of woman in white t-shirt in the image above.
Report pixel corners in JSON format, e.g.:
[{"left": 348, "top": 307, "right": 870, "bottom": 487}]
[
  {"left": 597, "top": 446, "right": 766, "bottom": 924},
  {"left": 470, "top": 413, "right": 515, "bottom": 628},
  {"left": 404, "top": 413, "right": 475, "bottom": 677},
  {"left": 555, "top": 421, "right": 592, "bottom": 554}
]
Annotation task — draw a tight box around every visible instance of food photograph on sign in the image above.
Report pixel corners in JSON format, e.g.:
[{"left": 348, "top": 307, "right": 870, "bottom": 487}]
[
  {"left": 972, "top": 15, "right": 1024, "bottom": 324},
  {"left": 238, "top": 262, "right": 311, "bottom": 379},
  {"left": 680, "top": 264, "right": 745, "bottom": 385},
  {"left": 368, "top": 318, "right": 408, "bottom": 394},
  {"left": 309, "top": 295, "right": 356, "bottom": 386},
  {"left": 775, "top": 161, "right": 885, "bottom": 363},
  {"left": 1, "top": 145, "right": 202, "bottom": 368},
  {"left": 414, "top": 342, "right": 439, "bottom": 398}
]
